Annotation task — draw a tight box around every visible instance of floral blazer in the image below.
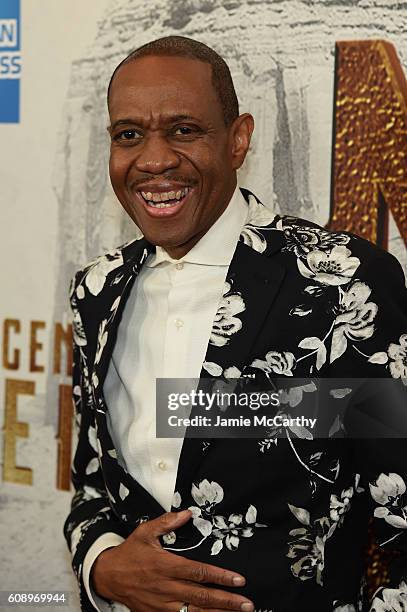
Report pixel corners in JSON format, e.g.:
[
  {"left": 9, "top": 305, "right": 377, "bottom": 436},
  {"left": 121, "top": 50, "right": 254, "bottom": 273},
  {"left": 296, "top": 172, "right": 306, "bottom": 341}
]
[{"left": 64, "top": 189, "right": 407, "bottom": 612}]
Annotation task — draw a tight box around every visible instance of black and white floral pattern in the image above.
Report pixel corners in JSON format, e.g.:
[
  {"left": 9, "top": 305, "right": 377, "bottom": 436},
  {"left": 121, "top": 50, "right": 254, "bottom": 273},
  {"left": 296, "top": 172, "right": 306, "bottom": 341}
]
[
  {"left": 64, "top": 189, "right": 407, "bottom": 612},
  {"left": 162, "top": 480, "right": 267, "bottom": 556},
  {"left": 387, "top": 335, "right": 407, "bottom": 380},
  {"left": 210, "top": 281, "right": 246, "bottom": 347},
  {"left": 370, "top": 473, "right": 407, "bottom": 533},
  {"left": 370, "top": 580, "right": 407, "bottom": 611},
  {"left": 287, "top": 474, "right": 363, "bottom": 585}
]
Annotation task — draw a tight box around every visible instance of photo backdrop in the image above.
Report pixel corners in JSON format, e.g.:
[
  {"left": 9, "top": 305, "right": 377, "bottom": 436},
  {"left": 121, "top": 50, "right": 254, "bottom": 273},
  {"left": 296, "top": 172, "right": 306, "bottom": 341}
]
[{"left": 0, "top": 1, "right": 406, "bottom": 610}]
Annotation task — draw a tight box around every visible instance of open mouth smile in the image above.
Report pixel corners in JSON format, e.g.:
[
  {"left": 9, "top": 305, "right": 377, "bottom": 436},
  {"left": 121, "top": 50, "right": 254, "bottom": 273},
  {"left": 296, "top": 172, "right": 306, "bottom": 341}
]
[
  {"left": 136, "top": 186, "right": 192, "bottom": 217},
  {"left": 140, "top": 187, "right": 189, "bottom": 207}
]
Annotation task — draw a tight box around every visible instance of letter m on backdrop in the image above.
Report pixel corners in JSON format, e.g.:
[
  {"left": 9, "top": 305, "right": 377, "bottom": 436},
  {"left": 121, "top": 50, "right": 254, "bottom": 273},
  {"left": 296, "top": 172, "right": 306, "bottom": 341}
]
[
  {"left": 329, "top": 40, "right": 407, "bottom": 603},
  {"left": 327, "top": 41, "right": 407, "bottom": 250}
]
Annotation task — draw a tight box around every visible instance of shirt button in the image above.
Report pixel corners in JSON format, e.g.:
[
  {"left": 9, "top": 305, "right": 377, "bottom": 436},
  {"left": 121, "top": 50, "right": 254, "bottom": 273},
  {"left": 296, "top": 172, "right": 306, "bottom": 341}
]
[
  {"left": 157, "top": 460, "right": 167, "bottom": 471},
  {"left": 175, "top": 262, "right": 184, "bottom": 270},
  {"left": 175, "top": 318, "right": 184, "bottom": 328}
]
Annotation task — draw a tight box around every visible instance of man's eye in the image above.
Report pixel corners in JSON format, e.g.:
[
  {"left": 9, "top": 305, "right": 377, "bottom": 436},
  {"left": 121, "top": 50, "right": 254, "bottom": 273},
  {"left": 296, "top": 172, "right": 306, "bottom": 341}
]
[
  {"left": 115, "top": 129, "right": 141, "bottom": 141},
  {"left": 173, "top": 126, "right": 194, "bottom": 136}
]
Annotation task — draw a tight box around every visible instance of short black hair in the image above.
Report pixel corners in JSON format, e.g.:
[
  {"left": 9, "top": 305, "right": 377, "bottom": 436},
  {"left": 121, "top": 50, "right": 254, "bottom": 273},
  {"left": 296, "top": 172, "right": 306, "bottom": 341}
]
[{"left": 107, "top": 35, "right": 239, "bottom": 126}]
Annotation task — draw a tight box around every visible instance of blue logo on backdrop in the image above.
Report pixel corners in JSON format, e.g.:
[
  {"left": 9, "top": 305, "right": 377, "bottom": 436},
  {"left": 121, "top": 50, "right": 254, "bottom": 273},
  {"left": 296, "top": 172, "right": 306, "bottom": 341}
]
[{"left": 0, "top": 0, "right": 21, "bottom": 123}]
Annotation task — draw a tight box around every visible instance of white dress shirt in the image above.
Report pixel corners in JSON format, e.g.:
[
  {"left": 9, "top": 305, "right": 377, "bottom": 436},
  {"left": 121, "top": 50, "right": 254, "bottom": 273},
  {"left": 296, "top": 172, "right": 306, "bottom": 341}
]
[{"left": 83, "top": 186, "right": 248, "bottom": 611}]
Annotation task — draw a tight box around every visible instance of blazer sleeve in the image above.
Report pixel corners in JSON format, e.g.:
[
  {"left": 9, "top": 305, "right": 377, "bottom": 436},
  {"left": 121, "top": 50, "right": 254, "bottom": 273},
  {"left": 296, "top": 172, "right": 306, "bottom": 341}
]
[
  {"left": 63, "top": 274, "right": 129, "bottom": 612},
  {"left": 325, "top": 248, "right": 407, "bottom": 611}
]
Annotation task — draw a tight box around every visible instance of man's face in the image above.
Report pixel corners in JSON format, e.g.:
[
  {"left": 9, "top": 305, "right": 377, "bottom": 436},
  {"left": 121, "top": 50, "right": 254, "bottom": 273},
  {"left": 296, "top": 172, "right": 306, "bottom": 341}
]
[{"left": 108, "top": 55, "right": 253, "bottom": 258}]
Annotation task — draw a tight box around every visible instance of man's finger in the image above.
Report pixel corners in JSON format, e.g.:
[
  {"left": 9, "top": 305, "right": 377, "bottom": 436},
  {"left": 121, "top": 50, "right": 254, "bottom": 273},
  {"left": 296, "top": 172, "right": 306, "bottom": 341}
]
[
  {"left": 172, "top": 558, "right": 246, "bottom": 589},
  {"left": 187, "top": 608, "right": 252, "bottom": 612},
  {"left": 134, "top": 509, "right": 192, "bottom": 541},
  {"left": 171, "top": 583, "right": 254, "bottom": 611}
]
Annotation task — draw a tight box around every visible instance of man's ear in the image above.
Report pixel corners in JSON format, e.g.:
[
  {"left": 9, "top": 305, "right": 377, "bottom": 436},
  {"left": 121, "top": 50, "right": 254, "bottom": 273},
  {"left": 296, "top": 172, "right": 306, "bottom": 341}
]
[{"left": 230, "top": 113, "right": 254, "bottom": 170}]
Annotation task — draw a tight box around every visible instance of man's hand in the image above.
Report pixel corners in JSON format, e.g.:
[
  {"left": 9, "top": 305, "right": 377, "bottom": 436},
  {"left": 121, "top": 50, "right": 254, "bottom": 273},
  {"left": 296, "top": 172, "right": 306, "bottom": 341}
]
[{"left": 91, "top": 509, "right": 254, "bottom": 612}]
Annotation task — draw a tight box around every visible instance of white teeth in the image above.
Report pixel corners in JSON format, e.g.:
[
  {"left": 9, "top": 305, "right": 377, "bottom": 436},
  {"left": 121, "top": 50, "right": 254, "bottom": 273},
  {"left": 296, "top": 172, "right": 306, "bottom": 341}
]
[
  {"left": 140, "top": 187, "right": 189, "bottom": 206},
  {"left": 147, "top": 201, "right": 174, "bottom": 208}
]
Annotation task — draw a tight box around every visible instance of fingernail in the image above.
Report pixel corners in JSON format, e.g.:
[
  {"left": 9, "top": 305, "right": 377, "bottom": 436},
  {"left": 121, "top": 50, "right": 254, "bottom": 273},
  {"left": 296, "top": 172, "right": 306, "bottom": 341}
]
[
  {"left": 241, "top": 604, "right": 254, "bottom": 612},
  {"left": 179, "top": 509, "right": 191, "bottom": 518},
  {"left": 233, "top": 576, "right": 245, "bottom": 586}
]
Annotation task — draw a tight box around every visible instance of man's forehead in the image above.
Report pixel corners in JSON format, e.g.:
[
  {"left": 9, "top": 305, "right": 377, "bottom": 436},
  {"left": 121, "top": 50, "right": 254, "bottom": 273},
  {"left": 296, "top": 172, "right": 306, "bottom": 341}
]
[
  {"left": 109, "top": 96, "right": 210, "bottom": 126},
  {"left": 112, "top": 55, "right": 212, "bottom": 89},
  {"left": 108, "top": 56, "right": 219, "bottom": 121}
]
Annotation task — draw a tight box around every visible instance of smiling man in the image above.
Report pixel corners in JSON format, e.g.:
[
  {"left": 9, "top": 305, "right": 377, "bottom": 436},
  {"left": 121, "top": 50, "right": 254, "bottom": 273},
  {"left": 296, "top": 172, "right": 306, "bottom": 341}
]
[
  {"left": 107, "top": 52, "right": 252, "bottom": 259},
  {"left": 64, "top": 36, "right": 407, "bottom": 612}
]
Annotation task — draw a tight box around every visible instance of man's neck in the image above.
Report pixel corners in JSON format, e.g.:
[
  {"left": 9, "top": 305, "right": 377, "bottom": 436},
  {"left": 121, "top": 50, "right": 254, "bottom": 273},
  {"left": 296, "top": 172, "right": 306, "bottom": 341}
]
[{"left": 162, "top": 183, "right": 237, "bottom": 260}]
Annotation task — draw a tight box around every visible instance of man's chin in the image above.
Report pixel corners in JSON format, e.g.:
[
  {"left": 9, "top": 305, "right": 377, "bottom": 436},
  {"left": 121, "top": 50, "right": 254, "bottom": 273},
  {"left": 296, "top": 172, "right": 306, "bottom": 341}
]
[
  {"left": 142, "top": 230, "right": 186, "bottom": 250},
  {"left": 144, "top": 230, "right": 202, "bottom": 258}
]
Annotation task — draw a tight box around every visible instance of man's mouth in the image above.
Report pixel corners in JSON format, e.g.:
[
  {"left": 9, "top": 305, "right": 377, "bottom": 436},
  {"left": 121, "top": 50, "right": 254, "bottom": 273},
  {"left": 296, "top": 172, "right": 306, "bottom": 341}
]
[
  {"left": 139, "top": 187, "right": 189, "bottom": 208},
  {"left": 135, "top": 185, "right": 192, "bottom": 218}
]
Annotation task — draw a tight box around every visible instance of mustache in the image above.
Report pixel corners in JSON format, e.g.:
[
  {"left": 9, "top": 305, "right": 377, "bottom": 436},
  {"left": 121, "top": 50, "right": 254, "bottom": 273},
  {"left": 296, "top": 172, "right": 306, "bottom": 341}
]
[{"left": 132, "top": 174, "right": 198, "bottom": 188}]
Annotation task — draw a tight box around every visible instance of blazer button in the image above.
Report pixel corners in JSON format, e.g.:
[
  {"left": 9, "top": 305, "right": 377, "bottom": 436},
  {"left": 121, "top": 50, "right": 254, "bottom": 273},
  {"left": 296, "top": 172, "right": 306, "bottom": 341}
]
[{"left": 157, "top": 460, "right": 167, "bottom": 471}]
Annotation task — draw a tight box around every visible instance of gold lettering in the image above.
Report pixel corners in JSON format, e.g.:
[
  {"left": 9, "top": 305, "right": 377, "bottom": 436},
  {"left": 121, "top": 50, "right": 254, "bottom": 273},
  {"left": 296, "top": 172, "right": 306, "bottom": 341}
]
[
  {"left": 3, "top": 378, "right": 34, "bottom": 485},
  {"left": 328, "top": 40, "right": 407, "bottom": 248},
  {"left": 56, "top": 384, "right": 73, "bottom": 491},
  {"left": 3, "top": 319, "right": 21, "bottom": 370},
  {"left": 29, "top": 320, "right": 45, "bottom": 373},
  {"left": 53, "top": 323, "right": 72, "bottom": 376}
]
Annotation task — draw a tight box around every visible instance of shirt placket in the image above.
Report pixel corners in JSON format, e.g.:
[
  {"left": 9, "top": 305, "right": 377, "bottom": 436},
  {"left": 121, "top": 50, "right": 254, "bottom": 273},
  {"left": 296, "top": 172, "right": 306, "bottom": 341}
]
[{"left": 148, "top": 260, "right": 189, "bottom": 509}]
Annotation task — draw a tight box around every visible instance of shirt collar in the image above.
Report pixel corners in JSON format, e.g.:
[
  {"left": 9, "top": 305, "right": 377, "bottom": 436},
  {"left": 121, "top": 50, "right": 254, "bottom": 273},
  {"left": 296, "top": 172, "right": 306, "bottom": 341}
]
[{"left": 146, "top": 185, "right": 248, "bottom": 268}]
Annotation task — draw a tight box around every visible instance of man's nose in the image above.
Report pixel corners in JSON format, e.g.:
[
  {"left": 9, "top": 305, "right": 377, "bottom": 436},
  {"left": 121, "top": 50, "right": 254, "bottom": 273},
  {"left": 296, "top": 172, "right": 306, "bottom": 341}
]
[{"left": 134, "top": 134, "right": 180, "bottom": 174}]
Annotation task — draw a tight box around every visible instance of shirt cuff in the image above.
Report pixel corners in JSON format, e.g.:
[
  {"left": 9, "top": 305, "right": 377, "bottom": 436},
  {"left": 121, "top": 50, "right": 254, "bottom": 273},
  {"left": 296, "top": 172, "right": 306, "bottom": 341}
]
[{"left": 83, "top": 533, "right": 127, "bottom": 612}]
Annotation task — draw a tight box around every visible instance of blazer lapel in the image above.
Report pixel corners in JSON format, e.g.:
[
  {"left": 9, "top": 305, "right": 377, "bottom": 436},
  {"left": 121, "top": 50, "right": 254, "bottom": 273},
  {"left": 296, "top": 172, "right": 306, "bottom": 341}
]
[
  {"left": 202, "top": 238, "right": 286, "bottom": 376},
  {"left": 92, "top": 237, "right": 154, "bottom": 402},
  {"left": 175, "top": 203, "right": 287, "bottom": 495}
]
